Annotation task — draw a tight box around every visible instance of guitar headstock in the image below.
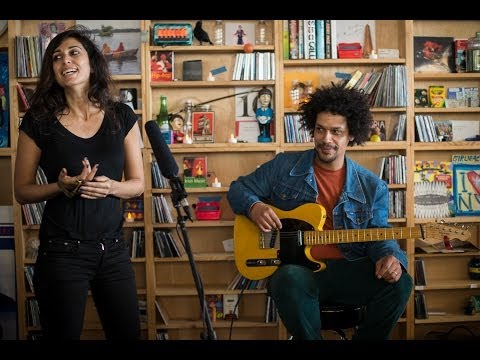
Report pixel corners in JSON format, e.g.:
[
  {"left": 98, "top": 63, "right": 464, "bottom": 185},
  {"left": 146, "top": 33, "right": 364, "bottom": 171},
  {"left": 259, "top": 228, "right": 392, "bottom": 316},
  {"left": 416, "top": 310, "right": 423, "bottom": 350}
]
[{"left": 421, "top": 222, "right": 471, "bottom": 245}]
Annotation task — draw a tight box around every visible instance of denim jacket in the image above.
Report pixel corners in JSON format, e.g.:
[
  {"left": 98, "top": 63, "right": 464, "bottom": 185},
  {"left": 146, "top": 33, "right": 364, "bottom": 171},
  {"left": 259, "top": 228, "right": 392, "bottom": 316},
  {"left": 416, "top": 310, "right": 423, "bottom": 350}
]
[{"left": 227, "top": 149, "right": 408, "bottom": 269}]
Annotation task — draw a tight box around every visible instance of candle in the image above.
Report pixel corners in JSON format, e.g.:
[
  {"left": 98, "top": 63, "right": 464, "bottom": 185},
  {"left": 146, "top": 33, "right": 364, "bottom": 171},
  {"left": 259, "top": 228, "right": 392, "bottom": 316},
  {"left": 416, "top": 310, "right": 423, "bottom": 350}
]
[
  {"left": 228, "top": 134, "right": 237, "bottom": 144},
  {"left": 212, "top": 177, "right": 221, "bottom": 188},
  {"left": 369, "top": 50, "right": 378, "bottom": 59},
  {"left": 184, "top": 134, "right": 193, "bottom": 144},
  {"left": 125, "top": 212, "right": 134, "bottom": 222}
]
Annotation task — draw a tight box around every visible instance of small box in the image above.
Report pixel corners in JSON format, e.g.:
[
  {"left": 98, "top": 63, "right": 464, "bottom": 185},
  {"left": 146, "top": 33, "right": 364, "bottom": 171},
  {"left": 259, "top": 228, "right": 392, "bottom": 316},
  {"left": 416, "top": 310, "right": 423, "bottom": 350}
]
[
  {"left": 195, "top": 196, "right": 221, "bottom": 220},
  {"left": 183, "top": 60, "right": 202, "bottom": 81},
  {"left": 337, "top": 43, "right": 362, "bottom": 59},
  {"left": 153, "top": 23, "right": 193, "bottom": 46}
]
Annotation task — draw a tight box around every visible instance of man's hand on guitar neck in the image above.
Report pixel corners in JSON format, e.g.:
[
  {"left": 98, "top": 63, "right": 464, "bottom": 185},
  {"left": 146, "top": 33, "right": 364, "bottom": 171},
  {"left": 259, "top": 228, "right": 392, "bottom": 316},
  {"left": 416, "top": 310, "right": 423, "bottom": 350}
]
[
  {"left": 249, "top": 202, "right": 283, "bottom": 233},
  {"left": 375, "top": 255, "right": 403, "bottom": 283}
]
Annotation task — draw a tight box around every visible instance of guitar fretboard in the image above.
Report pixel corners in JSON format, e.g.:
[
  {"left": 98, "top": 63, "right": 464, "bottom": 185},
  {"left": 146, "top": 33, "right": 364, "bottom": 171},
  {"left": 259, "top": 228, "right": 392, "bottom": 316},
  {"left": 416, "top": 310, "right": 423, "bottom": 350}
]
[{"left": 304, "top": 227, "right": 422, "bottom": 245}]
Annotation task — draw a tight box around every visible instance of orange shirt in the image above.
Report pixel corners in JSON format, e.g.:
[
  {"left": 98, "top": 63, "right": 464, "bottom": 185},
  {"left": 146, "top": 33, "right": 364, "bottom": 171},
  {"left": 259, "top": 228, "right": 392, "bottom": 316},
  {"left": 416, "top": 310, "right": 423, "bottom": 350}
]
[{"left": 310, "top": 163, "right": 346, "bottom": 260}]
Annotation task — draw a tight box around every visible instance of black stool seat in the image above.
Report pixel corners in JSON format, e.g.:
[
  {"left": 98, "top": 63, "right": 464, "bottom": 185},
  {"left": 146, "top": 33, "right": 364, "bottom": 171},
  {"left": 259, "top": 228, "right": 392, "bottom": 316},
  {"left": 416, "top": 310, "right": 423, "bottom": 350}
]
[{"left": 320, "top": 303, "right": 366, "bottom": 340}]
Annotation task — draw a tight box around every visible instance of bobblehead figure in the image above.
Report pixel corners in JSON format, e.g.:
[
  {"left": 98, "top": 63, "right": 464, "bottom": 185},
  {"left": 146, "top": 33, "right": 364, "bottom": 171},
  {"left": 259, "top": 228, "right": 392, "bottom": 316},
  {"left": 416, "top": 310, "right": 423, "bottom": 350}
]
[{"left": 256, "top": 87, "right": 273, "bottom": 142}]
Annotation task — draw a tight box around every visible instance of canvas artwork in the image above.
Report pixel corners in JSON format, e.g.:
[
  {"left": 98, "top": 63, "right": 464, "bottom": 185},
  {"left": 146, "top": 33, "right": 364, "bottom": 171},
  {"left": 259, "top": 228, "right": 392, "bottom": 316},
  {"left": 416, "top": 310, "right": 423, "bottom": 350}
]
[
  {"left": 224, "top": 22, "right": 255, "bottom": 46},
  {"left": 76, "top": 20, "right": 141, "bottom": 75},
  {"left": 413, "top": 36, "right": 455, "bottom": 73}
]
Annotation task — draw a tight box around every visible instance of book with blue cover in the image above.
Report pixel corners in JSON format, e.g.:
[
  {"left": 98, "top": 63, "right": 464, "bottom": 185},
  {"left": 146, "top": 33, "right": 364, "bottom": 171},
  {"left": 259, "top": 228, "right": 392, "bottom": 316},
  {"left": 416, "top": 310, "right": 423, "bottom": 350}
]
[{"left": 0, "top": 51, "right": 9, "bottom": 148}]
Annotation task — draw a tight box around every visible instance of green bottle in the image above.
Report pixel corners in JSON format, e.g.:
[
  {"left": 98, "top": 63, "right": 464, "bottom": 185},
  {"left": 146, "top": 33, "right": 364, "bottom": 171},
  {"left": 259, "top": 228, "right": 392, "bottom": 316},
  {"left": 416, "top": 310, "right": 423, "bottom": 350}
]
[{"left": 156, "top": 95, "right": 171, "bottom": 144}]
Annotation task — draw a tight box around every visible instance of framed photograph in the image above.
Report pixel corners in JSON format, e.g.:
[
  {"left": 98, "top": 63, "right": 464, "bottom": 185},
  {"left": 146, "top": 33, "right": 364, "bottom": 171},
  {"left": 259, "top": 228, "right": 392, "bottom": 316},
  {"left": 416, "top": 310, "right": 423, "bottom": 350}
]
[
  {"left": 224, "top": 21, "right": 255, "bottom": 46},
  {"left": 76, "top": 20, "right": 141, "bottom": 75},
  {"left": 452, "top": 163, "right": 480, "bottom": 216},
  {"left": 192, "top": 111, "right": 214, "bottom": 143},
  {"left": 119, "top": 88, "right": 137, "bottom": 110}
]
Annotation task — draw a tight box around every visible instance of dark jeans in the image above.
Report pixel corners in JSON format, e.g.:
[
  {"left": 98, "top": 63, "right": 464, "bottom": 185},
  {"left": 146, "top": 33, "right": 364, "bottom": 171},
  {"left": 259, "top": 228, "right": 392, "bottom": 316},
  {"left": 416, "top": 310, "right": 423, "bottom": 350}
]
[
  {"left": 267, "top": 258, "right": 413, "bottom": 340},
  {"left": 33, "top": 237, "right": 140, "bottom": 340}
]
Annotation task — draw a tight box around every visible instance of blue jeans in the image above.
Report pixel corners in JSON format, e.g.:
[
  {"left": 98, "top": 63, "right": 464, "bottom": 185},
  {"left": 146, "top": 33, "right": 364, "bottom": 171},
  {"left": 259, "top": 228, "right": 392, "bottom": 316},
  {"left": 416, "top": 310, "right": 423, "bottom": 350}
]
[
  {"left": 33, "top": 237, "right": 140, "bottom": 340},
  {"left": 267, "top": 258, "right": 413, "bottom": 340}
]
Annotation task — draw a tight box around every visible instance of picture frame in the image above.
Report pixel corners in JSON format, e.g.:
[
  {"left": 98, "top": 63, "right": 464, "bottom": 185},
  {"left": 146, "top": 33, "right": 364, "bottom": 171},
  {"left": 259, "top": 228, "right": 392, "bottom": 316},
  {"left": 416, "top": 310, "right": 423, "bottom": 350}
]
[
  {"left": 413, "top": 36, "right": 455, "bottom": 73},
  {"left": 452, "top": 163, "right": 480, "bottom": 216},
  {"left": 224, "top": 21, "right": 255, "bottom": 46},
  {"left": 76, "top": 20, "right": 141, "bottom": 75},
  {"left": 192, "top": 111, "right": 214, "bottom": 143},
  {"left": 119, "top": 88, "right": 138, "bottom": 110}
]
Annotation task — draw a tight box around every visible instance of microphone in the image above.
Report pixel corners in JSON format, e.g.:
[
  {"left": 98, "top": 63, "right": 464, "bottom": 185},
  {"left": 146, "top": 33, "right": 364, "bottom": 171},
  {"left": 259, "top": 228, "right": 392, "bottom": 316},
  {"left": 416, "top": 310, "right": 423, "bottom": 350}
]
[{"left": 145, "top": 120, "right": 193, "bottom": 221}]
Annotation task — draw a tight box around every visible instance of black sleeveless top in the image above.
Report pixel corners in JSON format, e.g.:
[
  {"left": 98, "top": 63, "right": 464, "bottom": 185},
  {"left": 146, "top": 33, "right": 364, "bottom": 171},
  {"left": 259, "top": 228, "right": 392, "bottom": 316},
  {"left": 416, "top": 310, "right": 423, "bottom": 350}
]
[{"left": 20, "top": 102, "right": 137, "bottom": 241}]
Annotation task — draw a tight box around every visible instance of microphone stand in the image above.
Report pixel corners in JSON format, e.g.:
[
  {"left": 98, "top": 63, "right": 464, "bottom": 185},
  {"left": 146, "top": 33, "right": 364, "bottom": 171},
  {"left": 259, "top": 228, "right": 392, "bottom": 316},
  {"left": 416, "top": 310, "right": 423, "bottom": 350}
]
[{"left": 169, "top": 178, "right": 217, "bottom": 341}]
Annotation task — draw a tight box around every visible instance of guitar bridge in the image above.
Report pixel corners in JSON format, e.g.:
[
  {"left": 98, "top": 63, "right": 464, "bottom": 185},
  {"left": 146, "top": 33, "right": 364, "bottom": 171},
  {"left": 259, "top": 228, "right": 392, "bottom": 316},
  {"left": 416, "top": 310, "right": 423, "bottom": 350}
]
[{"left": 259, "top": 230, "right": 280, "bottom": 249}]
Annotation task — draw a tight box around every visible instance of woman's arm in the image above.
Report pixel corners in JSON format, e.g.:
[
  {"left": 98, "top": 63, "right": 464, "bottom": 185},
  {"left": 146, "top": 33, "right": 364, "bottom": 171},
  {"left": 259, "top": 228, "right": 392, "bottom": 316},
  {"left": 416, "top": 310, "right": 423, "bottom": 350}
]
[{"left": 14, "top": 131, "right": 62, "bottom": 204}]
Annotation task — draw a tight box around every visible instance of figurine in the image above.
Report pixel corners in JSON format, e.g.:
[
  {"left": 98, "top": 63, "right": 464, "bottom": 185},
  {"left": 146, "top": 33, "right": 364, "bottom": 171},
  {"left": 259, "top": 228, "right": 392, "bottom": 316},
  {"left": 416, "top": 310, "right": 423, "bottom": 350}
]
[{"left": 256, "top": 87, "right": 273, "bottom": 143}]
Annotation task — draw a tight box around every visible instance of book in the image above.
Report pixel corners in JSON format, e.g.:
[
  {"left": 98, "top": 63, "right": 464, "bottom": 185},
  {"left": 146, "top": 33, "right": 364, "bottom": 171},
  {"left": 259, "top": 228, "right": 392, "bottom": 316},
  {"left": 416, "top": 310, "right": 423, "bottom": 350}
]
[
  {"left": 150, "top": 50, "right": 174, "bottom": 82},
  {"left": 192, "top": 110, "right": 214, "bottom": 143},
  {"left": 223, "top": 294, "right": 239, "bottom": 320},
  {"left": 413, "top": 36, "right": 455, "bottom": 73},
  {"left": 452, "top": 163, "right": 480, "bottom": 216},
  {"left": 205, "top": 294, "right": 223, "bottom": 322},
  {"left": 454, "top": 39, "right": 468, "bottom": 73},
  {"left": 16, "top": 84, "right": 34, "bottom": 113},
  {"left": 464, "top": 87, "right": 479, "bottom": 107},
  {"left": 414, "top": 259, "right": 427, "bottom": 286},
  {"left": 414, "top": 88, "right": 429, "bottom": 107},
  {"left": 434, "top": 120, "right": 453, "bottom": 142},
  {"left": 429, "top": 85, "right": 446, "bottom": 108},
  {"left": 183, "top": 156, "right": 207, "bottom": 188},
  {"left": 123, "top": 196, "right": 144, "bottom": 222},
  {"left": 0, "top": 51, "right": 9, "bottom": 148},
  {"left": 445, "top": 87, "right": 465, "bottom": 108},
  {"left": 119, "top": 88, "right": 137, "bottom": 110}
]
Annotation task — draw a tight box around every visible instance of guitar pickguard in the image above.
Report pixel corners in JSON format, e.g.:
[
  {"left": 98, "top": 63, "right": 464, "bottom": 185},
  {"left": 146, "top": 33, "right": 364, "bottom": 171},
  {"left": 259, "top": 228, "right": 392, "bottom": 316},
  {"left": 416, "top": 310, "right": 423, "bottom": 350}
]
[{"left": 278, "top": 219, "right": 321, "bottom": 272}]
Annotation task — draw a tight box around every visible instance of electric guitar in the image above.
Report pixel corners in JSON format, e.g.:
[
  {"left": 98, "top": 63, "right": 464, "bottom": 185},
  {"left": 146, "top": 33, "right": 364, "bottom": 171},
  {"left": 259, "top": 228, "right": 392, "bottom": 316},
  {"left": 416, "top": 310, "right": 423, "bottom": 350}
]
[{"left": 234, "top": 203, "right": 471, "bottom": 280}]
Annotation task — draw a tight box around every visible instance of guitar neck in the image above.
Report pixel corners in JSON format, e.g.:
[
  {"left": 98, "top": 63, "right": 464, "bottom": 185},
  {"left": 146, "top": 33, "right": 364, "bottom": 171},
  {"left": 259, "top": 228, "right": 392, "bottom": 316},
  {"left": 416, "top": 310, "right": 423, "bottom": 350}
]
[{"left": 304, "top": 227, "right": 422, "bottom": 245}]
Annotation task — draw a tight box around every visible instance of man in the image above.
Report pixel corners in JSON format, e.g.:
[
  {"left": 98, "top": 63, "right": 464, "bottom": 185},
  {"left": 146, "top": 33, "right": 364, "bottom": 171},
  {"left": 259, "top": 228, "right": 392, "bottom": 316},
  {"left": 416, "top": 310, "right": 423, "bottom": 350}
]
[{"left": 227, "top": 84, "right": 412, "bottom": 340}]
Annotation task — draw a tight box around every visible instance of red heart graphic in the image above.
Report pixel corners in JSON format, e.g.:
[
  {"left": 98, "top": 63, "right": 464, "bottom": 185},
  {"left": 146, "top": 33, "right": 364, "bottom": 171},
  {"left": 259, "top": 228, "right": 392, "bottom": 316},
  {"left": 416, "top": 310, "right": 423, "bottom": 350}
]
[{"left": 467, "top": 171, "right": 480, "bottom": 196}]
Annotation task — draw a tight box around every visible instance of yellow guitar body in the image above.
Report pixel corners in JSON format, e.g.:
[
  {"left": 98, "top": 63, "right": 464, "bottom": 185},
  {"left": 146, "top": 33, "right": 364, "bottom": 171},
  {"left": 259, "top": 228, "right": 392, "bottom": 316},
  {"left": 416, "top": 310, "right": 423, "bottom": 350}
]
[{"left": 234, "top": 203, "right": 327, "bottom": 280}]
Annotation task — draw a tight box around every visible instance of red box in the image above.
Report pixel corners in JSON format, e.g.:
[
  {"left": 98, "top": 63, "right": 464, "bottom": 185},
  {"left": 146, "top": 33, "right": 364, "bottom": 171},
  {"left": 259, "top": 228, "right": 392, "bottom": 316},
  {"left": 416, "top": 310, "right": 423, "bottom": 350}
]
[
  {"left": 337, "top": 43, "right": 363, "bottom": 59},
  {"left": 195, "top": 197, "right": 221, "bottom": 220}
]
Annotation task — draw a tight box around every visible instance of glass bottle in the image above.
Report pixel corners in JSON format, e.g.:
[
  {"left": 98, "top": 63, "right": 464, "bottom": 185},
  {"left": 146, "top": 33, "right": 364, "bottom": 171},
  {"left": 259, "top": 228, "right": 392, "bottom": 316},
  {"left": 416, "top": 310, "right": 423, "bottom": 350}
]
[
  {"left": 466, "top": 32, "right": 480, "bottom": 73},
  {"left": 156, "top": 95, "right": 171, "bottom": 144},
  {"left": 183, "top": 100, "right": 194, "bottom": 144},
  {"left": 256, "top": 20, "right": 267, "bottom": 45},
  {"left": 213, "top": 20, "right": 224, "bottom": 46}
]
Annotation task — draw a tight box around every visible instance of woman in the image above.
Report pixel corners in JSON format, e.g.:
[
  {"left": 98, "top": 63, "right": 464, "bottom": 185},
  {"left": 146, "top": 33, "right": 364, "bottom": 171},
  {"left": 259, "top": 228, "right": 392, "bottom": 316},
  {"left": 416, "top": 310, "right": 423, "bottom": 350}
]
[{"left": 14, "top": 26, "right": 144, "bottom": 340}]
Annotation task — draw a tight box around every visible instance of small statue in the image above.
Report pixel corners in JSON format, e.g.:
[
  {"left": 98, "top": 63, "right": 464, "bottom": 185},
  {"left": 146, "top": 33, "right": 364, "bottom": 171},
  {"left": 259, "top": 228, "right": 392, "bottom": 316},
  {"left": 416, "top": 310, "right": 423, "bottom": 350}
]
[{"left": 256, "top": 87, "right": 273, "bottom": 143}]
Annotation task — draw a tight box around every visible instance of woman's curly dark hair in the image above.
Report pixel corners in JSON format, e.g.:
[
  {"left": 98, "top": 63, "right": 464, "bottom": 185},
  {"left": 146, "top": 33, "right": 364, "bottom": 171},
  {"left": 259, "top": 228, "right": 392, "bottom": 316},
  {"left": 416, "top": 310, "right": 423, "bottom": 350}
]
[
  {"left": 27, "top": 25, "right": 117, "bottom": 127},
  {"left": 298, "top": 83, "right": 373, "bottom": 145}
]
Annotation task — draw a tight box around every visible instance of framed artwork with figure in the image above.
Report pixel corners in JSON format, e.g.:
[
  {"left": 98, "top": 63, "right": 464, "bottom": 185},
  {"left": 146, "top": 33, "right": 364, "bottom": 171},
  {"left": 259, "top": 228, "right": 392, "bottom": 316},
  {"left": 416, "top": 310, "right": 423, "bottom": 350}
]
[
  {"left": 224, "top": 22, "right": 255, "bottom": 46},
  {"left": 76, "top": 20, "right": 141, "bottom": 75}
]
